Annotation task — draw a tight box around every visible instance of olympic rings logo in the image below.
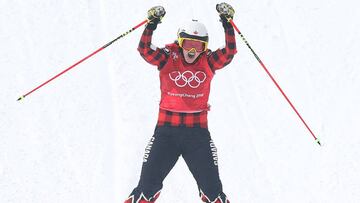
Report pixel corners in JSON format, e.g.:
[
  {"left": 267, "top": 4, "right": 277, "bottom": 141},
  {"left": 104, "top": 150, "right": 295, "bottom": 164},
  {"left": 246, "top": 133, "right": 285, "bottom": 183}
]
[{"left": 169, "top": 70, "right": 207, "bottom": 88}]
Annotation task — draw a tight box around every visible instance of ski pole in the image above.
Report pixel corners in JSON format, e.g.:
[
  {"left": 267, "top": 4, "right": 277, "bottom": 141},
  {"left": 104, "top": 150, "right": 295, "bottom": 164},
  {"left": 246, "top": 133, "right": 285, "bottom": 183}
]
[
  {"left": 17, "top": 19, "right": 149, "bottom": 101},
  {"left": 229, "top": 19, "right": 321, "bottom": 146}
]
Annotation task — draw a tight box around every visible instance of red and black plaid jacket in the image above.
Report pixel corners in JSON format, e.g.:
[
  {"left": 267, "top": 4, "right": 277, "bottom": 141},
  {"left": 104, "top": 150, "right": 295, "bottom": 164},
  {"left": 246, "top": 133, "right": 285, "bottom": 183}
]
[{"left": 138, "top": 26, "right": 237, "bottom": 128}]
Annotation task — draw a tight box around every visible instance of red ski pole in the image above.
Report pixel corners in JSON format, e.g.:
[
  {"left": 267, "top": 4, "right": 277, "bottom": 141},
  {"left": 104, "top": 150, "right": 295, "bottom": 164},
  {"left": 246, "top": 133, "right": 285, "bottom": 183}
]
[
  {"left": 17, "top": 19, "right": 149, "bottom": 101},
  {"left": 229, "top": 19, "right": 321, "bottom": 146}
]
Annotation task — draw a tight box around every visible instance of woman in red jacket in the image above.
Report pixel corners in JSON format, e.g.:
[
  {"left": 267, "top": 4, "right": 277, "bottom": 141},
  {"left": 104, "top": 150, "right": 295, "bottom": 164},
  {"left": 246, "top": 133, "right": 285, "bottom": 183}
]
[{"left": 125, "top": 3, "right": 237, "bottom": 203}]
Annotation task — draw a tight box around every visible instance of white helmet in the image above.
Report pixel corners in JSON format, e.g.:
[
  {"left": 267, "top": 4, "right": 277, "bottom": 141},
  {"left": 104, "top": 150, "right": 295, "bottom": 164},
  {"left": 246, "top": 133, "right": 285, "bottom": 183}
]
[{"left": 177, "top": 20, "right": 209, "bottom": 51}]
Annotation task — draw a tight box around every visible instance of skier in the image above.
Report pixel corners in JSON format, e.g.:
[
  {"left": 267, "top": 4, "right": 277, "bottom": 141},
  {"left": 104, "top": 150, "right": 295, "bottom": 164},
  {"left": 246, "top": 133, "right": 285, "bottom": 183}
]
[{"left": 124, "top": 2, "right": 236, "bottom": 203}]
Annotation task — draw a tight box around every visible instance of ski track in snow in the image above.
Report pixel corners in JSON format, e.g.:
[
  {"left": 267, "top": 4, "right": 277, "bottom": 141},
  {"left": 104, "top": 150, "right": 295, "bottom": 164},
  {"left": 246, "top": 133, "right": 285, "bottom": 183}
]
[{"left": 1, "top": 0, "right": 360, "bottom": 202}]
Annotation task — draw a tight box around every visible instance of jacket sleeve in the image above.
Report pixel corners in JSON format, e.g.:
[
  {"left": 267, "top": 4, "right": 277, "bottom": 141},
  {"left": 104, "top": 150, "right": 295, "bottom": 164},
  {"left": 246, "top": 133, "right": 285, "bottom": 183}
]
[
  {"left": 137, "top": 28, "right": 169, "bottom": 70},
  {"left": 207, "top": 27, "right": 237, "bottom": 72}
]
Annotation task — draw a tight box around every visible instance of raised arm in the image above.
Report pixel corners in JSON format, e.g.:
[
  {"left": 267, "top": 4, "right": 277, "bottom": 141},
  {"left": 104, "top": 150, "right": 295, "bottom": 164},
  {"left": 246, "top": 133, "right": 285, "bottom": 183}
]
[
  {"left": 137, "top": 6, "right": 168, "bottom": 69},
  {"left": 207, "top": 3, "right": 237, "bottom": 72}
]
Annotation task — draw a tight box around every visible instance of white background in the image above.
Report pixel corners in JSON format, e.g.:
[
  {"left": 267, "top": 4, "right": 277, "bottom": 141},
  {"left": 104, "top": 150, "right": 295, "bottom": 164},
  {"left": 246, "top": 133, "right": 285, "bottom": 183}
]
[{"left": 1, "top": 0, "right": 360, "bottom": 202}]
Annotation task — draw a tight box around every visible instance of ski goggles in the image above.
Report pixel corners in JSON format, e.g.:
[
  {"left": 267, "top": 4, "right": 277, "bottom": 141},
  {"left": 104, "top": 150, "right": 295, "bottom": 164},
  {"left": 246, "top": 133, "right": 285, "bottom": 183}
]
[{"left": 179, "top": 38, "right": 208, "bottom": 52}]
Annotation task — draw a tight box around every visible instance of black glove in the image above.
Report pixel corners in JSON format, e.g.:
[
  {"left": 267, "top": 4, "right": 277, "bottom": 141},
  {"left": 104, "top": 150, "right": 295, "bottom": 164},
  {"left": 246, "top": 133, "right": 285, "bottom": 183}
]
[
  {"left": 146, "top": 6, "right": 166, "bottom": 30},
  {"left": 216, "top": 2, "right": 235, "bottom": 29}
]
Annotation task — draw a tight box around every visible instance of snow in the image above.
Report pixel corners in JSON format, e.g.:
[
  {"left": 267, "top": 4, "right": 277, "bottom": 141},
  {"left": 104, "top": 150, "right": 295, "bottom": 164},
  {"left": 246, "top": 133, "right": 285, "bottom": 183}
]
[{"left": 1, "top": 0, "right": 360, "bottom": 202}]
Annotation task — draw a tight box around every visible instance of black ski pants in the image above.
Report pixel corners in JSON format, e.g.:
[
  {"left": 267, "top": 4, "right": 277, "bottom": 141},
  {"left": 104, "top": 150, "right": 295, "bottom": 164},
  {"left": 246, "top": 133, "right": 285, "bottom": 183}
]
[{"left": 129, "top": 126, "right": 226, "bottom": 201}]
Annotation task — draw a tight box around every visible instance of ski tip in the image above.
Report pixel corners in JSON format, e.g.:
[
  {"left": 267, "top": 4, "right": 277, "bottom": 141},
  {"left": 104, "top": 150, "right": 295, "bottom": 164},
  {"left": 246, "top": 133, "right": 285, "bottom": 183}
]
[
  {"left": 17, "top": 95, "right": 25, "bottom": 101},
  {"left": 315, "top": 138, "right": 321, "bottom": 146}
]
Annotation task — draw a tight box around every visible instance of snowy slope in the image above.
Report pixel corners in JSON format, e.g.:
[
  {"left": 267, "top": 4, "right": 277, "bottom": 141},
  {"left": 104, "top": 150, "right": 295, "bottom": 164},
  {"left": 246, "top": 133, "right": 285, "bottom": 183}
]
[{"left": 1, "top": 0, "right": 360, "bottom": 202}]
